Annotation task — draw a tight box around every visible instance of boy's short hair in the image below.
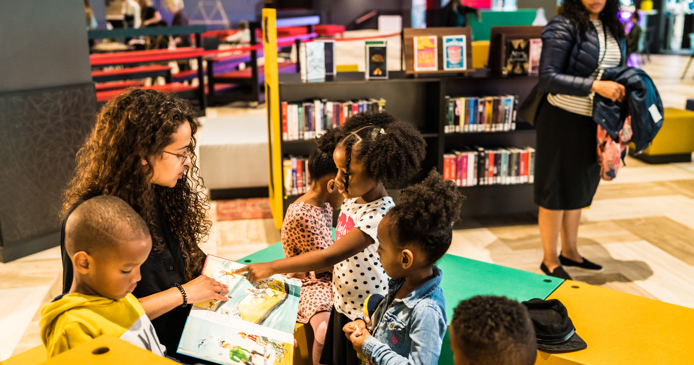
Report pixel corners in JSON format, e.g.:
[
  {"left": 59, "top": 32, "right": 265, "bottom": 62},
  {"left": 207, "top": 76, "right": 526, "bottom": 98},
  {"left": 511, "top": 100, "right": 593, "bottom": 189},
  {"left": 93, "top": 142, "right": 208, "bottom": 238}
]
[
  {"left": 452, "top": 295, "right": 537, "bottom": 365},
  {"left": 65, "top": 196, "right": 150, "bottom": 256}
]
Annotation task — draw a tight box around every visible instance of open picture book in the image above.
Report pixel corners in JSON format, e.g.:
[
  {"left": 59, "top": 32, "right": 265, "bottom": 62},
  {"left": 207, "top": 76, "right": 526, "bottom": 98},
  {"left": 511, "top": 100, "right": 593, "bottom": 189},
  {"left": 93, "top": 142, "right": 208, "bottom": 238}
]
[{"left": 177, "top": 255, "right": 301, "bottom": 365}]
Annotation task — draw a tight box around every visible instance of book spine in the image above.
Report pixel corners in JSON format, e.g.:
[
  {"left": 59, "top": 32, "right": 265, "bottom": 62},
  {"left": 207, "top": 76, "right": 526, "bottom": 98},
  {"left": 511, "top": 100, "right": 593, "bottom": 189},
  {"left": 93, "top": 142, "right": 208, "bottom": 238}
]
[
  {"left": 291, "top": 157, "right": 298, "bottom": 194},
  {"left": 478, "top": 99, "right": 485, "bottom": 132},
  {"left": 459, "top": 97, "right": 466, "bottom": 133},
  {"left": 297, "top": 158, "right": 304, "bottom": 194},
  {"left": 488, "top": 151, "right": 495, "bottom": 185},
  {"left": 297, "top": 105, "right": 304, "bottom": 140},
  {"left": 463, "top": 98, "right": 470, "bottom": 133},
  {"left": 521, "top": 150, "right": 529, "bottom": 184},
  {"left": 485, "top": 97, "right": 493, "bottom": 132},
  {"left": 496, "top": 150, "right": 502, "bottom": 185},
  {"left": 462, "top": 153, "right": 468, "bottom": 187},
  {"left": 472, "top": 152, "right": 478, "bottom": 186},
  {"left": 283, "top": 159, "right": 292, "bottom": 195},
  {"left": 281, "top": 102, "right": 288, "bottom": 141},
  {"left": 446, "top": 96, "right": 452, "bottom": 133},
  {"left": 300, "top": 43, "right": 307, "bottom": 82}
]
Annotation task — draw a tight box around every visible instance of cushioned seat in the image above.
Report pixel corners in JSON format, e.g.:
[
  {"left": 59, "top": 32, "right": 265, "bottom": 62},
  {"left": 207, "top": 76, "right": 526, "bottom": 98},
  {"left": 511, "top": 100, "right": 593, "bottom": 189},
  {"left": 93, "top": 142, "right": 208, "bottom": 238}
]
[{"left": 629, "top": 107, "right": 694, "bottom": 163}]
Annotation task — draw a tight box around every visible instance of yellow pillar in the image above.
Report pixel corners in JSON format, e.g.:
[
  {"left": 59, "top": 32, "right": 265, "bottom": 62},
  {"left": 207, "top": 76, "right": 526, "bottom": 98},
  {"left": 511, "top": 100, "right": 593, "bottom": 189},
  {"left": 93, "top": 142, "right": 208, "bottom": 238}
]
[{"left": 263, "top": 9, "right": 284, "bottom": 230}]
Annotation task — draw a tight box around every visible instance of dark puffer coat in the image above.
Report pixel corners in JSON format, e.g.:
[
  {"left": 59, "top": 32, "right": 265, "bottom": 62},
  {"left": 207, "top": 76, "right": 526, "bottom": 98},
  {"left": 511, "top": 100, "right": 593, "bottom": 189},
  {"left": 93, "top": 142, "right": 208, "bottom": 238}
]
[{"left": 538, "top": 15, "right": 627, "bottom": 96}]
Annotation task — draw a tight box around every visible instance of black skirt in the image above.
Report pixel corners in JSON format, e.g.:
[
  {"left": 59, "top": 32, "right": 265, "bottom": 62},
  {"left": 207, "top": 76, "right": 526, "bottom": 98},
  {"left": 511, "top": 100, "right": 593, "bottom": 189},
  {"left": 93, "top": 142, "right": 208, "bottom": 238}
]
[
  {"left": 319, "top": 308, "right": 362, "bottom": 365},
  {"left": 534, "top": 100, "right": 600, "bottom": 210}
]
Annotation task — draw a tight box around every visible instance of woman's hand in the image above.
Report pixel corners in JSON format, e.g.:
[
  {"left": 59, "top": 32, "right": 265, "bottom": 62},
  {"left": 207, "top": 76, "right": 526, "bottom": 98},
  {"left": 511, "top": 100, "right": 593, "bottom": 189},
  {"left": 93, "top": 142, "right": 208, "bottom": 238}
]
[
  {"left": 181, "top": 275, "right": 229, "bottom": 304},
  {"left": 234, "top": 262, "right": 275, "bottom": 283},
  {"left": 591, "top": 80, "right": 625, "bottom": 102}
]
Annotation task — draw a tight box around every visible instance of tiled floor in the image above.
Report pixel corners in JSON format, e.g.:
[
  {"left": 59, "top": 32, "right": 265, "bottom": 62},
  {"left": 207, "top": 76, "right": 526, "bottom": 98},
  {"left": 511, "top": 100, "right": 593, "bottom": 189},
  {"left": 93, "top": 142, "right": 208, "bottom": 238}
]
[{"left": 3, "top": 41, "right": 694, "bottom": 360}]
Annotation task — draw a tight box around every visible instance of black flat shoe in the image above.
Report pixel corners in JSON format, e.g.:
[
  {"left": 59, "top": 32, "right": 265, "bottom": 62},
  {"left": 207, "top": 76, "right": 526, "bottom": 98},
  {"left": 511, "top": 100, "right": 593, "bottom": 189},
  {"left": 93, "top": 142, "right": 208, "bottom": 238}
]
[
  {"left": 540, "top": 263, "right": 572, "bottom": 280},
  {"left": 559, "top": 253, "right": 603, "bottom": 272}
]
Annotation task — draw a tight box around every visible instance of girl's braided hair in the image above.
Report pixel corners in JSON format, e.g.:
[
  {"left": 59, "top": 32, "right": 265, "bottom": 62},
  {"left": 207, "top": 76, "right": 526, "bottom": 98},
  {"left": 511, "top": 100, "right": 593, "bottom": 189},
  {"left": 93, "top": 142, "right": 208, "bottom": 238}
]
[{"left": 339, "top": 112, "right": 426, "bottom": 193}]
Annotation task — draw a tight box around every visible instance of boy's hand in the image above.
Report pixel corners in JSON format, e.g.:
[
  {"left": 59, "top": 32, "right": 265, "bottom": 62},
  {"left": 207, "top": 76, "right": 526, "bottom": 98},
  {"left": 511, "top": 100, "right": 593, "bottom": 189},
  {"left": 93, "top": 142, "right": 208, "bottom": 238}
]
[
  {"left": 343, "top": 319, "right": 366, "bottom": 339},
  {"left": 349, "top": 327, "right": 371, "bottom": 356},
  {"left": 182, "top": 275, "right": 229, "bottom": 303},
  {"left": 234, "top": 262, "right": 275, "bottom": 283}
]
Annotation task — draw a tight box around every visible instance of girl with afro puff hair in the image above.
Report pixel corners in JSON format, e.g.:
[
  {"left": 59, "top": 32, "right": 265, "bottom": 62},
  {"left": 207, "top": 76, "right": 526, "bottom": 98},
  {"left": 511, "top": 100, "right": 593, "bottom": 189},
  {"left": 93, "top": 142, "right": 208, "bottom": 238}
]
[
  {"left": 61, "top": 89, "right": 229, "bottom": 362},
  {"left": 237, "top": 112, "right": 426, "bottom": 365},
  {"left": 343, "top": 170, "right": 464, "bottom": 365}
]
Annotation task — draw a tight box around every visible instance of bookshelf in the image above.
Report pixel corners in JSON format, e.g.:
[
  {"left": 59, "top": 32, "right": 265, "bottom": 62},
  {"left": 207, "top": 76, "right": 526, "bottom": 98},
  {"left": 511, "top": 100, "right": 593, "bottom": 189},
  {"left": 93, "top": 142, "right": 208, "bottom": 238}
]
[{"left": 266, "top": 69, "right": 538, "bottom": 229}]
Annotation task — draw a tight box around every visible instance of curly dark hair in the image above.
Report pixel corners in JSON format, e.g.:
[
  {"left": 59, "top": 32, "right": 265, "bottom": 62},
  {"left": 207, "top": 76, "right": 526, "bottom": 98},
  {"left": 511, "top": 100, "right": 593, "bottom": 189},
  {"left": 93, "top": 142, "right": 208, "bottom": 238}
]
[
  {"left": 388, "top": 170, "right": 463, "bottom": 264},
  {"left": 308, "top": 128, "right": 342, "bottom": 181},
  {"left": 560, "top": 0, "right": 625, "bottom": 39},
  {"left": 339, "top": 112, "right": 426, "bottom": 193},
  {"left": 62, "top": 88, "right": 211, "bottom": 281},
  {"left": 452, "top": 296, "right": 537, "bottom": 365}
]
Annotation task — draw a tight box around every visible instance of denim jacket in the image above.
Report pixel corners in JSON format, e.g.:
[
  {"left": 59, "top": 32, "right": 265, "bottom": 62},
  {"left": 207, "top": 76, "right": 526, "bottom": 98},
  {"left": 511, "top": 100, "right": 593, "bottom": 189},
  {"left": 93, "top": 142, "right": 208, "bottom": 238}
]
[{"left": 361, "top": 266, "right": 447, "bottom": 365}]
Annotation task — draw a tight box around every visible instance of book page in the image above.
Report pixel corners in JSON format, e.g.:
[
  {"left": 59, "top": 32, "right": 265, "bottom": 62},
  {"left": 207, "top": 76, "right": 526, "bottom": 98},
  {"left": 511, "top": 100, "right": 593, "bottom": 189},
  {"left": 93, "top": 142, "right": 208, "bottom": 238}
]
[{"left": 178, "top": 255, "right": 301, "bottom": 365}]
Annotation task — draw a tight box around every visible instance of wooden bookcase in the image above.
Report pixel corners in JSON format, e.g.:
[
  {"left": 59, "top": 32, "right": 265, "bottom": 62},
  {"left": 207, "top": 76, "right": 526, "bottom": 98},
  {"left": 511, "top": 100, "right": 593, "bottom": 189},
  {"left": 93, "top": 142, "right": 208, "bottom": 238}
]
[{"left": 266, "top": 70, "right": 538, "bottom": 229}]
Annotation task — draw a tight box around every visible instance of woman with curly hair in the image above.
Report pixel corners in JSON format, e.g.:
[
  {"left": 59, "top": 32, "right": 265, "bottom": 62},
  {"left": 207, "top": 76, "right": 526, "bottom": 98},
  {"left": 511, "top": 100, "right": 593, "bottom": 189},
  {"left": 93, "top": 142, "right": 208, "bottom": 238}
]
[
  {"left": 236, "top": 112, "right": 427, "bottom": 365},
  {"left": 534, "top": 0, "right": 627, "bottom": 279},
  {"left": 61, "top": 89, "right": 228, "bottom": 358}
]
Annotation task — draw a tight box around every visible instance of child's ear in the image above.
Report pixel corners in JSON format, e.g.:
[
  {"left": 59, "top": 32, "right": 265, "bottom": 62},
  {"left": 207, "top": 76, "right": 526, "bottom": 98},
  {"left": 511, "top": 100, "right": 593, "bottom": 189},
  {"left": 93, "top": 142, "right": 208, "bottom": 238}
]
[
  {"left": 401, "top": 249, "right": 414, "bottom": 269},
  {"left": 73, "top": 251, "right": 91, "bottom": 274}
]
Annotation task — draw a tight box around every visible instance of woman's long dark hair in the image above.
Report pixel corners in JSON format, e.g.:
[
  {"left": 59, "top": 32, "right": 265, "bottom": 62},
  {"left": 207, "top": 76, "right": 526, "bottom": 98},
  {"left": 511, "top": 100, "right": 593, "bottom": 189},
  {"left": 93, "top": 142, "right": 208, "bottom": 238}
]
[
  {"left": 62, "top": 89, "right": 211, "bottom": 281},
  {"left": 560, "top": 0, "right": 625, "bottom": 39}
]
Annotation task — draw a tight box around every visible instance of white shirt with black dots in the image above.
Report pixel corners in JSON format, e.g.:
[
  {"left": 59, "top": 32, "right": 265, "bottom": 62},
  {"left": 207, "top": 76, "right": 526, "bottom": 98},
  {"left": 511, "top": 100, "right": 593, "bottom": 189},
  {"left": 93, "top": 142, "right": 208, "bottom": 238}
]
[{"left": 332, "top": 197, "right": 395, "bottom": 320}]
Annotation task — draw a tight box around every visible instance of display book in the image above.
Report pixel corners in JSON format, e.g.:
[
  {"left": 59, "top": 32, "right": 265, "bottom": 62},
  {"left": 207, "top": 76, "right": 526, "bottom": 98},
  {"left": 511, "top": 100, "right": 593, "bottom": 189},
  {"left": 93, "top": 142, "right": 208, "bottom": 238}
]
[
  {"left": 365, "top": 40, "right": 387, "bottom": 79},
  {"left": 413, "top": 34, "right": 468, "bottom": 72},
  {"left": 177, "top": 255, "right": 301, "bottom": 365},
  {"left": 281, "top": 98, "right": 387, "bottom": 141},
  {"left": 445, "top": 95, "right": 518, "bottom": 133},
  {"left": 443, "top": 146, "right": 536, "bottom": 187},
  {"left": 504, "top": 38, "right": 542, "bottom": 76},
  {"left": 299, "top": 40, "right": 336, "bottom": 82}
]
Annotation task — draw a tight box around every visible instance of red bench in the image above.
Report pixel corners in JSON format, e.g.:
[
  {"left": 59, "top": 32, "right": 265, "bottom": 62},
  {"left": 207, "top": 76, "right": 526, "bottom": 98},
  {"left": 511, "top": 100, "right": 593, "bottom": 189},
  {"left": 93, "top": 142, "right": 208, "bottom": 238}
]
[
  {"left": 92, "top": 65, "right": 172, "bottom": 83},
  {"left": 96, "top": 83, "right": 198, "bottom": 103}
]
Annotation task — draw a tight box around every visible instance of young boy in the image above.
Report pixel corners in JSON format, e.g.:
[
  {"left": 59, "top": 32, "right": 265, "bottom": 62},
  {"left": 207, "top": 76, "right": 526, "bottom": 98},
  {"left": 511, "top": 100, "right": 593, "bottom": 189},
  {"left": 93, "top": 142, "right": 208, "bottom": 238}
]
[
  {"left": 342, "top": 171, "right": 464, "bottom": 364},
  {"left": 40, "top": 196, "right": 166, "bottom": 357},
  {"left": 449, "top": 295, "right": 537, "bottom": 365}
]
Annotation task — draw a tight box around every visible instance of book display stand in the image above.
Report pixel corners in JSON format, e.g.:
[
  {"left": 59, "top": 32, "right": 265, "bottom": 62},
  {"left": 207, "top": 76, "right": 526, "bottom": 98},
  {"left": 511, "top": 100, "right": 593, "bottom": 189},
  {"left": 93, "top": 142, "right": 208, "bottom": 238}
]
[{"left": 263, "top": 12, "right": 539, "bottom": 229}]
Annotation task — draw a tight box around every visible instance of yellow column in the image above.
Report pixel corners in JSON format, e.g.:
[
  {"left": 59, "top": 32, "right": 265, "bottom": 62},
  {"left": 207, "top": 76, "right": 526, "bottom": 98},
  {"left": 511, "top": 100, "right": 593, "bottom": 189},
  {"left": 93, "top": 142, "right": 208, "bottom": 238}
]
[{"left": 263, "top": 9, "right": 284, "bottom": 230}]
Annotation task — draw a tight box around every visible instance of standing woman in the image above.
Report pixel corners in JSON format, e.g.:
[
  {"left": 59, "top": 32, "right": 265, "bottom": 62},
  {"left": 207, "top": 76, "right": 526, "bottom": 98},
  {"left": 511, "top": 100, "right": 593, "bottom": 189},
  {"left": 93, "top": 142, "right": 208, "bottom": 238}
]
[
  {"left": 61, "top": 89, "right": 228, "bottom": 360},
  {"left": 535, "top": 0, "right": 626, "bottom": 279}
]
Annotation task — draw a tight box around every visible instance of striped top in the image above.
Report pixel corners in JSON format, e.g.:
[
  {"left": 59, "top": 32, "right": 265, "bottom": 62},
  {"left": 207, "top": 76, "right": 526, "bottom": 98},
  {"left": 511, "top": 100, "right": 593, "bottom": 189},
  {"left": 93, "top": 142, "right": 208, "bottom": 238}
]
[{"left": 547, "top": 20, "right": 622, "bottom": 117}]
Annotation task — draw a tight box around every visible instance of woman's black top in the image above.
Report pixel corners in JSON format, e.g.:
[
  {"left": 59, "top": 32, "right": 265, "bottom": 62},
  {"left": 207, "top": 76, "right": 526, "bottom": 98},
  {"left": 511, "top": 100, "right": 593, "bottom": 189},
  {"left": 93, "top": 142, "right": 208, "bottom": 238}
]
[
  {"left": 439, "top": 1, "right": 476, "bottom": 27},
  {"left": 60, "top": 197, "right": 205, "bottom": 356},
  {"left": 142, "top": 6, "right": 156, "bottom": 23}
]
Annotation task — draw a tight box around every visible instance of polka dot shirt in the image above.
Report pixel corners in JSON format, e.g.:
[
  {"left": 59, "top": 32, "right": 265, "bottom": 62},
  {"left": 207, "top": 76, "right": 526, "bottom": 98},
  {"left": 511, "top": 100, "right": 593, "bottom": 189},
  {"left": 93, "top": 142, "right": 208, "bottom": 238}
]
[{"left": 332, "top": 197, "right": 395, "bottom": 320}]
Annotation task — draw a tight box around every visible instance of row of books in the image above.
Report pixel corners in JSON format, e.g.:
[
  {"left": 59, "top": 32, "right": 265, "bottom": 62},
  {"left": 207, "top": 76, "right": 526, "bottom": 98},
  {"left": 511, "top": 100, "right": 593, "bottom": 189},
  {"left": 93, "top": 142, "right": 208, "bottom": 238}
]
[
  {"left": 443, "top": 147, "right": 535, "bottom": 187},
  {"left": 283, "top": 157, "right": 312, "bottom": 196},
  {"left": 281, "top": 99, "right": 387, "bottom": 141},
  {"left": 445, "top": 95, "right": 518, "bottom": 133}
]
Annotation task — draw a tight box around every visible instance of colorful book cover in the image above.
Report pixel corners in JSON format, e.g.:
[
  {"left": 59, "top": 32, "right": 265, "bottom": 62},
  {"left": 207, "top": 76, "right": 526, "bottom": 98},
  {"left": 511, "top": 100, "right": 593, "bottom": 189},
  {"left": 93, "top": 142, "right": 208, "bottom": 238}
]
[
  {"left": 505, "top": 39, "right": 530, "bottom": 76},
  {"left": 178, "top": 255, "right": 300, "bottom": 365},
  {"left": 306, "top": 41, "right": 326, "bottom": 82},
  {"left": 528, "top": 38, "right": 542, "bottom": 76},
  {"left": 297, "top": 105, "right": 304, "bottom": 140},
  {"left": 469, "top": 97, "right": 477, "bottom": 131},
  {"left": 414, "top": 35, "right": 438, "bottom": 71},
  {"left": 443, "top": 35, "right": 467, "bottom": 71},
  {"left": 463, "top": 98, "right": 470, "bottom": 132},
  {"left": 458, "top": 97, "right": 466, "bottom": 132},
  {"left": 366, "top": 40, "right": 388, "bottom": 79}
]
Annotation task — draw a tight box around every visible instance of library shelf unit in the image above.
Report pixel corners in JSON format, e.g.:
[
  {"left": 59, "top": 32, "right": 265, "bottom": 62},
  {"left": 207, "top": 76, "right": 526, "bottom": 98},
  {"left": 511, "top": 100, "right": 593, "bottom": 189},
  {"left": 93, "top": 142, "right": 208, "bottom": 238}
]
[{"left": 267, "top": 70, "right": 538, "bottom": 229}]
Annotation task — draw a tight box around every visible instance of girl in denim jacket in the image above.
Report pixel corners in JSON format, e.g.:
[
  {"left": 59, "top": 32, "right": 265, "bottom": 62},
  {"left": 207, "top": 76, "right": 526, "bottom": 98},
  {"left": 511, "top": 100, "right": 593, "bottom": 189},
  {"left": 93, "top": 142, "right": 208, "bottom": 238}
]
[{"left": 343, "top": 170, "right": 464, "bottom": 365}]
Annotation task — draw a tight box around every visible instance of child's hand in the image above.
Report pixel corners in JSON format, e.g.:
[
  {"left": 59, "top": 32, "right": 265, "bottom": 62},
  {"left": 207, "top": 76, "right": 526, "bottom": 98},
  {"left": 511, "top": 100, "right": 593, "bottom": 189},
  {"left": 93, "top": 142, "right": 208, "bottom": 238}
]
[
  {"left": 349, "top": 327, "right": 371, "bottom": 356},
  {"left": 342, "top": 319, "right": 366, "bottom": 339},
  {"left": 234, "top": 262, "right": 275, "bottom": 283},
  {"left": 285, "top": 272, "right": 307, "bottom": 280}
]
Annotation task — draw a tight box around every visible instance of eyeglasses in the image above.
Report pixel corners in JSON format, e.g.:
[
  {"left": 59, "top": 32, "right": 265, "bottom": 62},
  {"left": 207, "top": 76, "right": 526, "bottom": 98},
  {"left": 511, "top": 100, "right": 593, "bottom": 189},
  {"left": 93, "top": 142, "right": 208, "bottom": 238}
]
[{"left": 163, "top": 149, "right": 192, "bottom": 164}]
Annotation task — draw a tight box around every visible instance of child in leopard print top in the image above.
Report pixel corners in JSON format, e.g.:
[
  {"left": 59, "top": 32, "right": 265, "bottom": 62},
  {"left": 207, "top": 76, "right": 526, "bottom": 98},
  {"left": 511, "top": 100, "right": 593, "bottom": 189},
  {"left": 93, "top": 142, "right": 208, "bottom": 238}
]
[{"left": 281, "top": 129, "right": 344, "bottom": 365}]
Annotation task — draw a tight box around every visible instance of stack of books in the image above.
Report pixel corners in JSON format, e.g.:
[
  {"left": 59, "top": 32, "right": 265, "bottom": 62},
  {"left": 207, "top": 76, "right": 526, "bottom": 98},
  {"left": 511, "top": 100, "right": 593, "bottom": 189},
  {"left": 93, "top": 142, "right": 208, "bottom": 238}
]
[
  {"left": 445, "top": 95, "right": 518, "bottom": 133},
  {"left": 443, "top": 147, "right": 536, "bottom": 187},
  {"left": 281, "top": 99, "right": 386, "bottom": 141},
  {"left": 283, "top": 156, "right": 311, "bottom": 196}
]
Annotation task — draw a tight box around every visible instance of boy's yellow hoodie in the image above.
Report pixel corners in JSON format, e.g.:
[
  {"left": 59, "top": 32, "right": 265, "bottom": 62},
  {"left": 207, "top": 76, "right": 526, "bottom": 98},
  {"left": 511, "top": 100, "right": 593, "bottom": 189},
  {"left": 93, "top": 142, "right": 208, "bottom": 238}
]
[{"left": 40, "top": 292, "right": 166, "bottom": 358}]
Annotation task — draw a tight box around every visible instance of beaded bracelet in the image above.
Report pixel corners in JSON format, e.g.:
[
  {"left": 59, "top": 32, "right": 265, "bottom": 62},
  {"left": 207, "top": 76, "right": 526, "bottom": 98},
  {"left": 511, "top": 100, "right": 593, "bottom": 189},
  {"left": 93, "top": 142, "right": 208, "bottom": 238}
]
[{"left": 174, "top": 283, "right": 187, "bottom": 307}]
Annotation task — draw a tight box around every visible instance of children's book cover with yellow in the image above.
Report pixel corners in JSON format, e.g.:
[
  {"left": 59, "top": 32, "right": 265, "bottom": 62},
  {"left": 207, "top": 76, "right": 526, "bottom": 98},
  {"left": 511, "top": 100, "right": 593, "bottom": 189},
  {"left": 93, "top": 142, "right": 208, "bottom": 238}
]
[
  {"left": 178, "top": 255, "right": 300, "bottom": 365},
  {"left": 414, "top": 35, "right": 438, "bottom": 71}
]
